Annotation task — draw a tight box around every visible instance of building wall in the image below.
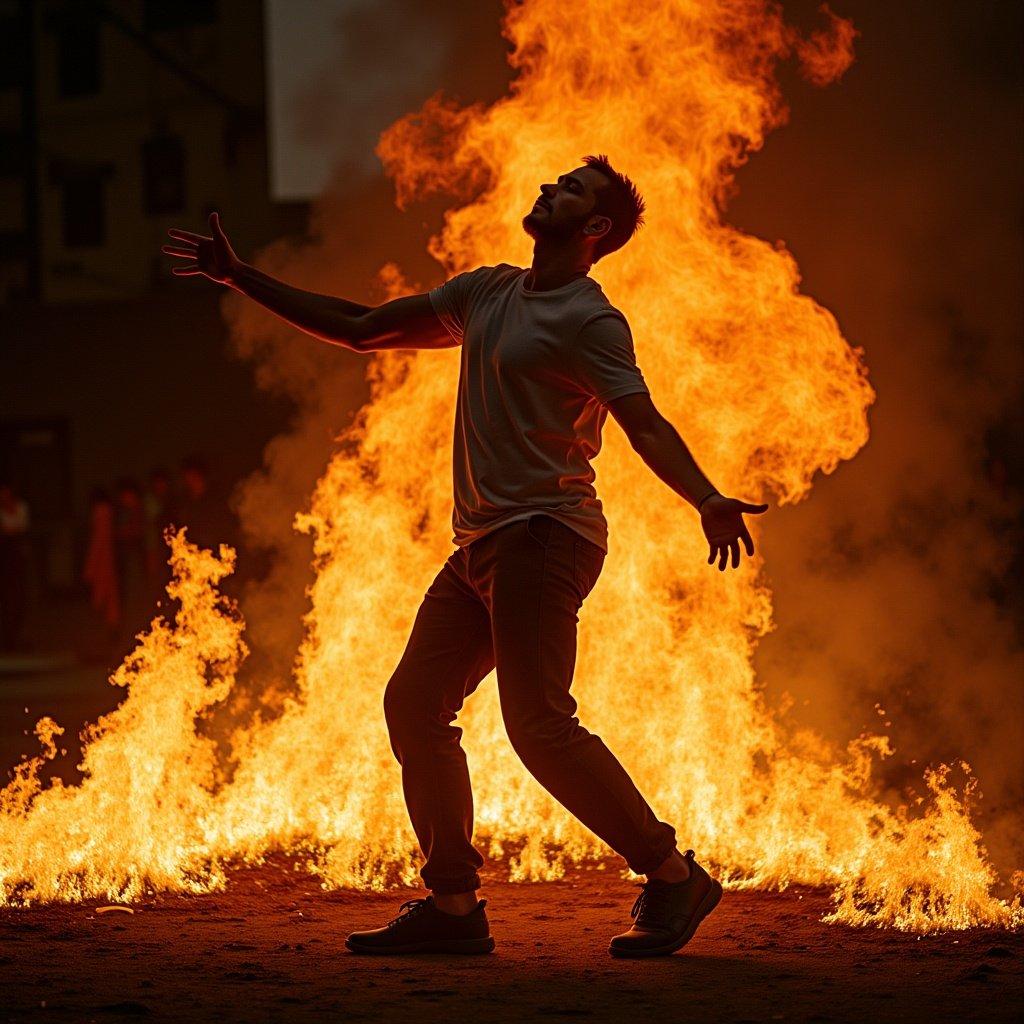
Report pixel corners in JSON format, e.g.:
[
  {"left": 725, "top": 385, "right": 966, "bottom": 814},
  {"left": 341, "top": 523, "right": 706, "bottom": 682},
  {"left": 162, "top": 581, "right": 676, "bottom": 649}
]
[
  {"left": 0, "top": 0, "right": 312, "bottom": 590},
  {"left": 1, "top": 0, "right": 306, "bottom": 305}
]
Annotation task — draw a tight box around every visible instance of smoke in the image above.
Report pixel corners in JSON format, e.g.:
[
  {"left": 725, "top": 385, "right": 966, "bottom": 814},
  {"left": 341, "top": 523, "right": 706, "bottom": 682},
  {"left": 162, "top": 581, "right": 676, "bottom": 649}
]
[
  {"left": 224, "top": 0, "right": 1021, "bottom": 878},
  {"left": 745, "top": 1, "right": 1024, "bottom": 877},
  {"left": 220, "top": 177, "right": 407, "bottom": 689},
  {"left": 287, "top": 1, "right": 452, "bottom": 183},
  {"left": 221, "top": 2, "right": 510, "bottom": 690}
]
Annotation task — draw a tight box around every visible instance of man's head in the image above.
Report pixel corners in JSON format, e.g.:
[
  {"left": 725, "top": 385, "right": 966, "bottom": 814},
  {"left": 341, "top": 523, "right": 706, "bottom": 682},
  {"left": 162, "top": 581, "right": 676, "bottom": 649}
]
[{"left": 521, "top": 154, "right": 645, "bottom": 264}]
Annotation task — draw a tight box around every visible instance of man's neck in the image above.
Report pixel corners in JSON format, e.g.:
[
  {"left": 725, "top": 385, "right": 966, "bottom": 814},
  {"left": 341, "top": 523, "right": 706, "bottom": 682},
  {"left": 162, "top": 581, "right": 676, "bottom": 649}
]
[{"left": 526, "top": 246, "right": 591, "bottom": 292}]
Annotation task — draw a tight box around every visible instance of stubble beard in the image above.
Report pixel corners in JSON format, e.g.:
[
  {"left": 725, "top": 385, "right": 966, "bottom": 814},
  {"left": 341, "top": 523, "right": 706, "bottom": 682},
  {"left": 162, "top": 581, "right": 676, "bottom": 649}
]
[{"left": 521, "top": 210, "right": 583, "bottom": 246}]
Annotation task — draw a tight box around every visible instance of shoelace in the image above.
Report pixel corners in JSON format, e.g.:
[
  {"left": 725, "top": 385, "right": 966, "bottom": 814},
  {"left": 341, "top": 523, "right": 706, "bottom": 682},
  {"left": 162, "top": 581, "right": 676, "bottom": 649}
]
[
  {"left": 630, "top": 881, "right": 675, "bottom": 929},
  {"left": 387, "top": 897, "right": 432, "bottom": 929}
]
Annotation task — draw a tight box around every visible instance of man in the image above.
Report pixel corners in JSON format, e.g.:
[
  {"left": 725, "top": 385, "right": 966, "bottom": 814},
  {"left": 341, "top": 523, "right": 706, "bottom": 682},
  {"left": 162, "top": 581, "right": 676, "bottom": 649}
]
[{"left": 163, "top": 154, "right": 768, "bottom": 958}]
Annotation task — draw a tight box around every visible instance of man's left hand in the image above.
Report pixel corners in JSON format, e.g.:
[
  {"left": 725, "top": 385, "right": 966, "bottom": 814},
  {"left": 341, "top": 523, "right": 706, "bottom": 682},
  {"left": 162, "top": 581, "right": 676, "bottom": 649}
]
[{"left": 700, "top": 495, "right": 769, "bottom": 571}]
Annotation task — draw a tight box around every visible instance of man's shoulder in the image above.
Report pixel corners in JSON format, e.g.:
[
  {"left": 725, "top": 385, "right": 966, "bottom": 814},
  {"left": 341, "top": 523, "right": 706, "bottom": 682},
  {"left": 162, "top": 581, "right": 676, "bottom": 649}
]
[
  {"left": 574, "top": 281, "right": 630, "bottom": 334},
  {"left": 474, "top": 262, "right": 524, "bottom": 281},
  {"left": 456, "top": 263, "right": 523, "bottom": 298}
]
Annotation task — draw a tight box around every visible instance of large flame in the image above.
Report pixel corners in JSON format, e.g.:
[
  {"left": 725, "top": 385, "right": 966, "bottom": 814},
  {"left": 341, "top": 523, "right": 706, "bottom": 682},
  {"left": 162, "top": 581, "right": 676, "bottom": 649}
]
[{"left": 2, "top": 0, "right": 1020, "bottom": 931}]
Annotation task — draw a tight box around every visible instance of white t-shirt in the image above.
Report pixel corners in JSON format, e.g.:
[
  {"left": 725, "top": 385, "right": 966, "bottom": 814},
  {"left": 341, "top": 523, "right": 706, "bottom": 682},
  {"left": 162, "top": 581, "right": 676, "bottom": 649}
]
[{"left": 429, "top": 263, "right": 650, "bottom": 553}]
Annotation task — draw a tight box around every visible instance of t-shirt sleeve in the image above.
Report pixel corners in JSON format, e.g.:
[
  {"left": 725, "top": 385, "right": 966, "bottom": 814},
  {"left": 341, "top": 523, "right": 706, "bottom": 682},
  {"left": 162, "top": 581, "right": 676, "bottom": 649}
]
[
  {"left": 428, "top": 267, "right": 490, "bottom": 343},
  {"left": 571, "top": 311, "right": 650, "bottom": 405}
]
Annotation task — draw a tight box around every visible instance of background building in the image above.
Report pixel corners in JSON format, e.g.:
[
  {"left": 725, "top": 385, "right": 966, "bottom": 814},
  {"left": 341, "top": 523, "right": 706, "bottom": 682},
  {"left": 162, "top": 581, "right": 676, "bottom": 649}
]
[{"left": 0, "top": 0, "right": 303, "bottom": 592}]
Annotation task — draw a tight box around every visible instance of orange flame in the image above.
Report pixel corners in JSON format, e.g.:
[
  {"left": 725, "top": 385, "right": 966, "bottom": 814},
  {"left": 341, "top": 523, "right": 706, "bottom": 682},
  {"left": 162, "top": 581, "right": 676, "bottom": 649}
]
[{"left": 1, "top": 0, "right": 1020, "bottom": 931}]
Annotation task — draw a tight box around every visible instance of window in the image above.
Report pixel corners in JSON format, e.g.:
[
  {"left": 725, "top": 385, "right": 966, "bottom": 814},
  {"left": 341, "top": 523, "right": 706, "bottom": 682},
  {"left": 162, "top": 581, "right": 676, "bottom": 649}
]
[
  {"left": 0, "top": 12, "right": 26, "bottom": 90},
  {"left": 143, "top": 1, "right": 218, "bottom": 33},
  {"left": 141, "top": 133, "right": 186, "bottom": 215},
  {"left": 0, "top": 130, "right": 23, "bottom": 176},
  {"left": 56, "top": 13, "right": 101, "bottom": 98},
  {"left": 61, "top": 175, "right": 105, "bottom": 248}
]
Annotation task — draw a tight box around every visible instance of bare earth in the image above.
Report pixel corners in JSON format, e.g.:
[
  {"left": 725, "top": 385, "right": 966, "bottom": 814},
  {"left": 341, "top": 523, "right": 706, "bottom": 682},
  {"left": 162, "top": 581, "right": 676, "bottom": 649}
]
[{"left": 2, "top": 858, "right": 1021, "bottom": 1024}]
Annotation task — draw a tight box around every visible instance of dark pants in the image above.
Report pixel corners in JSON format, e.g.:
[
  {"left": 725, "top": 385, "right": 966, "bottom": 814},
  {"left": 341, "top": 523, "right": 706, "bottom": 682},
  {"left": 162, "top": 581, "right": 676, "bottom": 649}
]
[{"left": 384, "top": 514, "right": 678, "bottom": 895}]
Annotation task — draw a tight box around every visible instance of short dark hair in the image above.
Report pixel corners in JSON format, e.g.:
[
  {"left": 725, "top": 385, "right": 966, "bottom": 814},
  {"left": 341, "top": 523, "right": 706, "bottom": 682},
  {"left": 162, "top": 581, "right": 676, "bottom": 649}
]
[{"left": 581, "top": 154, "right": 646, "bottom": 261}]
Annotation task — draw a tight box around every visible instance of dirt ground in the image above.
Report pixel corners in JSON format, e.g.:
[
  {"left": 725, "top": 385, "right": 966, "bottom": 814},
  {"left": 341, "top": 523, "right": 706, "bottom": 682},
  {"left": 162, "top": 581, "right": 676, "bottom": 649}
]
[
  {"left": 2, "top": 857, "right": 1021, "bottom": 1024},
  {"left": 2, "top": 660, "right": 1022, "bottom": 1023}
]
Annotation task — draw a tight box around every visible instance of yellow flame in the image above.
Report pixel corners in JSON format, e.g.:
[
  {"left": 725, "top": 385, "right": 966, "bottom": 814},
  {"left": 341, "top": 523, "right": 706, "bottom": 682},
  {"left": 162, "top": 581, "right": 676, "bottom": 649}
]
[
  {"left": 1, "top": 0, "right": 1020, "bottom": 931},
  {"left": 1, "top": 532, "right": 240, "bottom": 903}
]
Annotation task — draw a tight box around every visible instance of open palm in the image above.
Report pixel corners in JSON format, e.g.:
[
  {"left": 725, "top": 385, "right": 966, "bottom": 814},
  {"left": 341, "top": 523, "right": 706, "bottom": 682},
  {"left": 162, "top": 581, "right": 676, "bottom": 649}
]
[
  {"left": 701, "top": 495, "right": 769, "bottom": 571},
  {"left": 161, "top": 211, "right": 239, "bottom": 285}
]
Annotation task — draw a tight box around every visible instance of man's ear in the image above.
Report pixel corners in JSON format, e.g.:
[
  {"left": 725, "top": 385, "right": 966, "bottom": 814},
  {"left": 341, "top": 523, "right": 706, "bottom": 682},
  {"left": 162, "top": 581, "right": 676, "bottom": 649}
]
[{"left": 585, "top": 215, "right": 611, "bottom": 237}]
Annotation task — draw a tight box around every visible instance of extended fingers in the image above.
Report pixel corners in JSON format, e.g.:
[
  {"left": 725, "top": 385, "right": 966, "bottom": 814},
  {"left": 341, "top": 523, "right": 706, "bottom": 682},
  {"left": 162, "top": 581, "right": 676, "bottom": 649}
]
[
  {"left": 707, "top": 542, "right": 731, "bottom": 570},
  {"left": 708, "top": 536, "right": 754, "bottom": 570},
  {"left": 161, "top": 245, "right": 195, "bottom": 258},
  {"left": 167, "top": 228, "right": 208, "bottom": 244},
  {"left": 740, "top": 525, "right": 754, "bottom": 557},
  {"left": 171, "top": 264, "right": 201, "bottom": 275}
]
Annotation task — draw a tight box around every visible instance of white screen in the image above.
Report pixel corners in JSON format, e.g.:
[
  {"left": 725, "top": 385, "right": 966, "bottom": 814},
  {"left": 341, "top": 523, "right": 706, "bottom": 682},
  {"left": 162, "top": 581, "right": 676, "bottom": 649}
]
[{"left": 264, "top": 0, "right": 451, "bottom": 202}]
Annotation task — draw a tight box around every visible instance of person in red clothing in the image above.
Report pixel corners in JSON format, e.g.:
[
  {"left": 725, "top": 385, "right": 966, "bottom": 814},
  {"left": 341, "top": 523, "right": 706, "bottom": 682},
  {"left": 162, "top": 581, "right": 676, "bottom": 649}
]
[
  {"left": 0, "top": 480, "right": 31, "bottom": 653},
  {"left": 144, "top": 468, "right": 178, "bottom": 579},
  {"left": 163, "top": 155, "right": 766, "bottom": 958},
  {"left": 83, "top": 488, "right": 120, "bottom": 654}
]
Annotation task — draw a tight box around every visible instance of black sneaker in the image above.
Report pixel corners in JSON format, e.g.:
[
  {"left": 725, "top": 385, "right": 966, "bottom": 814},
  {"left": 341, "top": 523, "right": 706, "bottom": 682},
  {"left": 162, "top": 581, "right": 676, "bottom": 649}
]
[
  {"left": 608, "top": 850, "right": 722, "bottom": 958},
  {"left": 345, "top": 896, "right": 495, "bottom": 955}
]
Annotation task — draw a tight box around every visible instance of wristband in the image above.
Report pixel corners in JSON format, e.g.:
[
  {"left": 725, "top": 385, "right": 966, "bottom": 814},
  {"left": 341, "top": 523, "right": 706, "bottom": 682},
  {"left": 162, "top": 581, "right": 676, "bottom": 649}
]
[{"left": 696, "top": 490, "right": 719, "bottom": 512}]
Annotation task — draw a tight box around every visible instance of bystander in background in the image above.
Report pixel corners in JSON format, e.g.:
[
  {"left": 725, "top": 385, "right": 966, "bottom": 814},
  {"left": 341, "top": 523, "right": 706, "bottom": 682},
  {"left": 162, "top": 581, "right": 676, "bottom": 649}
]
[{"left": 0, "top": 481, "right": 31, "bottom": 653}]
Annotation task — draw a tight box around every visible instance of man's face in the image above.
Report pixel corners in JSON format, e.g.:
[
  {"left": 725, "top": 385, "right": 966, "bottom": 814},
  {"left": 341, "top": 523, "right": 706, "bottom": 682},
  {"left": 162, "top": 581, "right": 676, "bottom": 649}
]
[{"left": 522, "top": 165, "right": 606, "bottom": 245}]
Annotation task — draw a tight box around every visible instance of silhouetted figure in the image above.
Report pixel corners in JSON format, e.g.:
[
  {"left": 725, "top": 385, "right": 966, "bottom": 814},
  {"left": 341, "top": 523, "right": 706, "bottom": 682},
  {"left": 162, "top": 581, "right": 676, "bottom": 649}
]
[
  {"left": 145, "top": 468, "right": 177, "bottom": 556},
  {"left": 83, "top": 488, "right": 119, "bottom": 655},
  {"left": 163, "top": 155, "right": 768, "bottom": 958},
  {"left": 115, "top": 478, "right": 150, "bottom": 645},
  {"left": 144, "top": 468, "right": 178, "bottom": 602},
  {"left": 176, "top": 456, "right": 233, "bottom": 553},
  {"left": 0, "top": 481, "right": 31, "bottom": 653}
]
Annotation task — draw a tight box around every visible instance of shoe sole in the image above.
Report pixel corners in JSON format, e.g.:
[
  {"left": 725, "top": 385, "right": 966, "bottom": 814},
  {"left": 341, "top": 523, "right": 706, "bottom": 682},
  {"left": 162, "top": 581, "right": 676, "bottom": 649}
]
[
  {"left": 607, "top": 879, "right": 723, "bottom": 958},
  {"left": 345, "top": 935, "right": 495, "bottom": 955}
]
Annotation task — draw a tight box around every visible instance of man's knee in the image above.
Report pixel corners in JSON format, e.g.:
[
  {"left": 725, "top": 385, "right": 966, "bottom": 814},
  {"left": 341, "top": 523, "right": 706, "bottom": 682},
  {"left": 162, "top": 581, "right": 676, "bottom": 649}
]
[
  {"left": 383, "top": 672, "right": 453, "bottom": 754},
  {"left": 505, "top": 711, "right": 582, "bottom": 765},
  {"left": 383, "top": 673, "right": 419, "bottom": 749}
]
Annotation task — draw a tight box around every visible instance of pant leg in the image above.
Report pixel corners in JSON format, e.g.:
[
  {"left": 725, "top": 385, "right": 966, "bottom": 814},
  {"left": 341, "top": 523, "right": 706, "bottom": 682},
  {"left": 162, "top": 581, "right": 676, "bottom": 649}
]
[
  {"left": 473, "top": 514, "right": 678, "bottom": 876},
  {"left": 383, "top": 549, "right": 495, "bottom": 894}
]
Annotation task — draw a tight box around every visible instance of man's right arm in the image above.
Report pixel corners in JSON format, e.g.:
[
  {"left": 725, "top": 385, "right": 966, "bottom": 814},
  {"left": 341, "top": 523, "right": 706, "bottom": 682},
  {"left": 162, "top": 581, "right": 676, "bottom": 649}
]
[
  {"left": 163, "top": 212, "right": 455, "bottom": 353},
  {"left": 229, "top": 262, "right": 454, "bottom": 353}
]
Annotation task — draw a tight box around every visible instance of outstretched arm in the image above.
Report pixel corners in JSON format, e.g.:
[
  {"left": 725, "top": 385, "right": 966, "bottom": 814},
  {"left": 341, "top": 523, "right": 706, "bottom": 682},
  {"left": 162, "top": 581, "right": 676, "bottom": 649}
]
[
  {"left": 161, "top": 212, "right": 454, "bottom": 352},
  {"left": 606, "top": 392, "right": 769, "bottom": 571}
]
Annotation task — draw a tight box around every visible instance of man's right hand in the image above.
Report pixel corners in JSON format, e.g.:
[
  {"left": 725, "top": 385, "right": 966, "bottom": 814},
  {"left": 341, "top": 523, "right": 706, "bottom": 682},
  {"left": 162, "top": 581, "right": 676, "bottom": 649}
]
[
  {"left": 161, "top": 216, "right": 454, "bottom": 352},
  {"left": 162, "top": 211, "right": 240, "bottom": 286}
]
